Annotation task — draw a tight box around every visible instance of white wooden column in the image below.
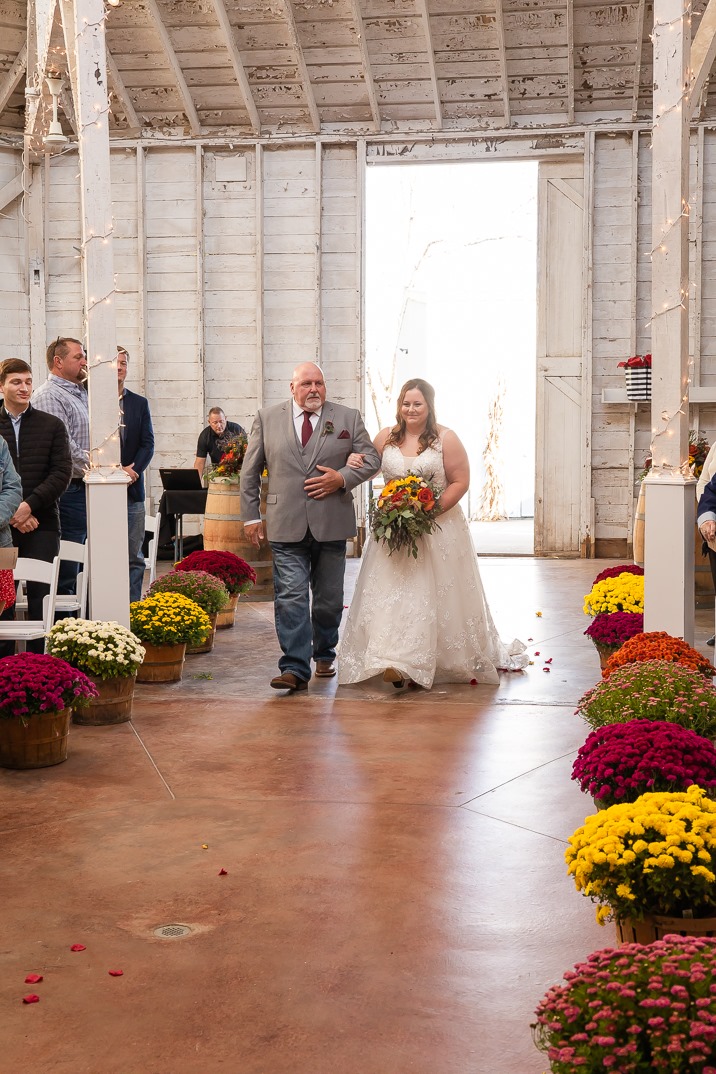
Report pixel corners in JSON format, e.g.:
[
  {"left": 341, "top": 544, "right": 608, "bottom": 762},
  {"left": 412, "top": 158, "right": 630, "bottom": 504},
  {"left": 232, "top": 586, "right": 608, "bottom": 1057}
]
[
  {"left": 70, "top": 0, "right": 130, "bottom": 624},
  {"left": 644, "top": 0, "right": 695, "bottom": 641}
]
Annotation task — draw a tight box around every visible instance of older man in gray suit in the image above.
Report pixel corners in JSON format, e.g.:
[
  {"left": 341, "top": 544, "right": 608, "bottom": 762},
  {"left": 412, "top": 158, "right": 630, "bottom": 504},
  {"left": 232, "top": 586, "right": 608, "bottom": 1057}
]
[{"left": 241, "top": 362, "right": 380, "bottom": 692}]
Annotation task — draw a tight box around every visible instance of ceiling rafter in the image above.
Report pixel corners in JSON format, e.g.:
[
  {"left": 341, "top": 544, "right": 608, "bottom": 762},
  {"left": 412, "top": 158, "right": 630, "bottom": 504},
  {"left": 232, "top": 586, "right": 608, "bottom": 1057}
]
[
  {"left": 493, "top": 0, "right": 510, "bottom": 126},
  {"left": 415, "top": 0, "right": 442, "bottom": 129},
  {"left": 631, "top": 0, "right": 647, "bottom": 121},
  {"left": 0, "top": 45, "right": 28, "bottom": 115},
  {"left": 565, "top": 0, "right": 574, "bottom": 124},
  {"left": 144, "top": 0, "right": 201, "bottom": 137},
  {"left": 280, "top": 0, "right": 320, "bottom": 133},
  {"left": 105, "top": 49, "right": 139, "bottom": 130},
  {"left": 345, "top": 0, "right": 381, "bottom": 131},
  {"left": 208, "top": 0, "right": 261, "bottom": 135}
]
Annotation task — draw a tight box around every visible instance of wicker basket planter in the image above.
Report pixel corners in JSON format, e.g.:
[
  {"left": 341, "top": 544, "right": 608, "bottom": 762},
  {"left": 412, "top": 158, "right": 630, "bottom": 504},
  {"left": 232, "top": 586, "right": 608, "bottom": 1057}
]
[
  {"left": 616, "top": 912, "right": 716, "bottom": 945},
  {"left": 0, "top": 708, "right": 71, "bottom": 769},
  {"left": 136, "top": 642, "right": 186, "bottom": 684},
  {"left": 72, "top": 674, "right": 136, "bottom": 725}
]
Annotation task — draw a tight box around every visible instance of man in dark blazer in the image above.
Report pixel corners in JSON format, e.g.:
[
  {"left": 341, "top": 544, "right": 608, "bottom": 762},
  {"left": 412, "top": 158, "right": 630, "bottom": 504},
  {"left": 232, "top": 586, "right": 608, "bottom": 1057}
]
[
  {"left": 118, "top": 347, "right": 155, "bottom": 602},
  {"left": 0, "top": 358, "right": 72, "bottom": 651},
  {"left": 240, "top": 361, "right": 380, "bottom": 692}
]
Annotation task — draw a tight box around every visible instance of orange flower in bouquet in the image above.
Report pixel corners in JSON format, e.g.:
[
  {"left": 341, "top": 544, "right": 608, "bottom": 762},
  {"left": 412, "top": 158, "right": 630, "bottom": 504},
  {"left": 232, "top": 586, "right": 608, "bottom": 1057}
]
[
  {"left": 602, "top": 630, "right": 713, "bottom": 679},
  {"left": 370, "top": 473, "right": 441, "bottom": 559}
]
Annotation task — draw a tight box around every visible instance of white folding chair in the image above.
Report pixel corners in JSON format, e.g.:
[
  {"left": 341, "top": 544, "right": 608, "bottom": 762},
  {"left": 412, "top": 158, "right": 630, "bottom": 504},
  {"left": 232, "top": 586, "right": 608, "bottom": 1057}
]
[
  {"left": 14, "top": 540, "right": 88, "bottom": 619},
  {"left": 0, "top": 555, "right": 60, "bottom": 651},
  {"left": 144, "top": 511, "right": 161, "bottom": 588}
]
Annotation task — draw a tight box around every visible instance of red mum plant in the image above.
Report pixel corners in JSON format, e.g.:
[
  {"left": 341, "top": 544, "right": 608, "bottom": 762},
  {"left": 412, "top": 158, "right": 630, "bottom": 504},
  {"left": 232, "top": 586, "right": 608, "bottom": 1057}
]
[
  {"left": 0, "top": 653, "right": 97, "bottom": 721},
  {"left": 175, "top": 550, "right": 256, "bottom": 596},
  {"left": 533, "top": 935, "right": 716, "bottom": 1074},
  {"left": 592, "top": 564, "right": 644, "bottom": 585},
  {"left": 572, "top": 718, "right": 716, "bottom": 807},
  {"left": 584, "top": 611, "right": 643, "bottom": 651},
  {"left": 603, "top": 631, "right": 713, "bottom": 680}
]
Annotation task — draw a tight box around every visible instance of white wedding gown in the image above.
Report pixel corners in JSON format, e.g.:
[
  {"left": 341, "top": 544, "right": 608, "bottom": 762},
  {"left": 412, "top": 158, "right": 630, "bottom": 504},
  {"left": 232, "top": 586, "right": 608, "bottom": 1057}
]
[{"left": 338, "top": 441, "right": 529, "bottom": 688}]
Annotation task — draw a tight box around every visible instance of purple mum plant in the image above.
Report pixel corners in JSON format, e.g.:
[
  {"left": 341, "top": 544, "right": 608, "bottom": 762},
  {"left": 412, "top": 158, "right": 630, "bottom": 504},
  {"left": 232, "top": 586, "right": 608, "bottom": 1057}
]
[
  {"left": 0, "top": 653, "right": 98, "bottom": 721},
  {"left": 533, "top": 935, "right": 716, "bottom": 1073},
  {"left": 572, "top": 719, "right": 716, "bottom": 806},
  {"left": 584, "top": 611, "right": 644, "bottom": 648}
]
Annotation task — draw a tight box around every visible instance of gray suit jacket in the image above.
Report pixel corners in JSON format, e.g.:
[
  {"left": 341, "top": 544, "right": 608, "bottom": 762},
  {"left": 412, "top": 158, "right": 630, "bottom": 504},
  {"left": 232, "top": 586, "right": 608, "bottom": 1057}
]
[{"left": 240, "top": 400, "right": 380, "bottom": 542}]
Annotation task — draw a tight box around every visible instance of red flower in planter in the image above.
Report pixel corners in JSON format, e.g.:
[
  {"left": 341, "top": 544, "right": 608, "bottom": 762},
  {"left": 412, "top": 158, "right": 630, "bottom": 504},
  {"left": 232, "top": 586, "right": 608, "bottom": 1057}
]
[{"left": 618, "top": 353, "right": 652, "bottom": 368}]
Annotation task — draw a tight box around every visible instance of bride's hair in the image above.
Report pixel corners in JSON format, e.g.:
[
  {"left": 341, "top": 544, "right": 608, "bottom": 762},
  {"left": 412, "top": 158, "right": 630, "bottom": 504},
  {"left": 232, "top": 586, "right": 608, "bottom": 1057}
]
[{"left": 387, "top": 378, "right": 440, "bottom": 454}]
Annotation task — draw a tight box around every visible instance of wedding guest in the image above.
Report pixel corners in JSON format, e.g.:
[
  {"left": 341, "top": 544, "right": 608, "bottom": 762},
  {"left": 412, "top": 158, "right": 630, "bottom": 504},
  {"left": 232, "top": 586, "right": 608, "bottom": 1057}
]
[{"left": 117, "top": 347, "right": 155, "bottom": 602}]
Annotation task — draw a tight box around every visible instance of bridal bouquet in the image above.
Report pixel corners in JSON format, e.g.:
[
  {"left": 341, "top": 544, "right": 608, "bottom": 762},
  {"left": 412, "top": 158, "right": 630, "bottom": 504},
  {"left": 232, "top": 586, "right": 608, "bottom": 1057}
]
[{"left": 370, "top": 474, "right": 441, "bottom": 559}]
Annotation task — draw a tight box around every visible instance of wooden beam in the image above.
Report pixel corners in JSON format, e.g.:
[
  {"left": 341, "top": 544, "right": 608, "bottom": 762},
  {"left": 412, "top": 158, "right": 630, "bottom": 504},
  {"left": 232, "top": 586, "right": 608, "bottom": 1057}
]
[
  {"left": 0, "top": 45, "right": 27, "bottom": 116},
  {"left": 492, "top": 0, "right": 510, "bottom": 126},
  {"left": 689, "top": 0, "right": 716, "bottom": 120},
  {"left": 415, "top": 0, "right": 442, "bottom": 128},
  {"left": 25, "top": 161, "right": 46, "bottom": 381},
  {"left": 0, "top": 173, "right": 23, "bottom": 212},
  {"left": 105, "top": 50, "right": 140, "bottom": 131},
  {"left": 280, "top": 0, "right": 321, "bottom": 133},
  {"left": 631, "top": 0, "right": 647, "bottom": 121},
  {"left": 144, "top": 0, "right": 201, "bottom": 137},
  {"left": 565, "top": 0, "right": 574, "bottom": 124},
  {"left": 345, "top": 0, "right": 381, "bottom": 131},
  {"left": 208, "top": 0, "right": 260, "bottom": 135}
]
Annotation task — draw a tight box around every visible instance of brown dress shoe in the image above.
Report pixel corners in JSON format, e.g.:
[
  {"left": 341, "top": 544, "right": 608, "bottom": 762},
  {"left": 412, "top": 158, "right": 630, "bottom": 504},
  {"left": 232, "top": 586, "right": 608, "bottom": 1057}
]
[
  {"left": 314, "top": 660, "right": 336, "bottom": 678},
  {"left": 270, "top": 672, "right": 308, "bottom": 692}
]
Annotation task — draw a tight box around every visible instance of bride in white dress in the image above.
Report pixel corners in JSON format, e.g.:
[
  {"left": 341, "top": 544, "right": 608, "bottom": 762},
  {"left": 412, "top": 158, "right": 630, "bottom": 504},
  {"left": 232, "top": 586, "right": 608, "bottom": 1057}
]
[{"left": 338, "top": 379, "right": 528, "bottom": 689}]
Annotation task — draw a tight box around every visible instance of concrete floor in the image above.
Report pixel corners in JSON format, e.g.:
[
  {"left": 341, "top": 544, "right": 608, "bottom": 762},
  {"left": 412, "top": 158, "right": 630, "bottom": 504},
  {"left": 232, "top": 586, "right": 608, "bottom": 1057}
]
[{"left": 2, "top": 558, "right": 713, "bottom": 1074}]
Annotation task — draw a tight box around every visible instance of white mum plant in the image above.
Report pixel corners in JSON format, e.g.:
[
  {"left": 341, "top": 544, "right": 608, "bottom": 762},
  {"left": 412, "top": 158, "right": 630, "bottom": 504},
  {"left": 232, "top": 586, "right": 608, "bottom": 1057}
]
[{"left": 46, "top": 619, "right": 145, "bottom": 680}]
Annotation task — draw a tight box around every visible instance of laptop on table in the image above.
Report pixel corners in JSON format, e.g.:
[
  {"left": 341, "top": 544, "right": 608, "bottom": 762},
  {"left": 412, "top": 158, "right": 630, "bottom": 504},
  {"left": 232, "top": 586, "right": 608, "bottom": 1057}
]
[{"left": 159, "top": 468, "right": 204, "bottom": 492}]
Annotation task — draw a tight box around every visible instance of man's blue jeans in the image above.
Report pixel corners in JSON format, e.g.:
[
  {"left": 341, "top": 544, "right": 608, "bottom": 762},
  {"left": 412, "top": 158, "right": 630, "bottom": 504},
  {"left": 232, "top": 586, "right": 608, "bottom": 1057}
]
[
  {"left": 127, "top": 500, "right": 146, "bottom": 603},
  {"left": 270, "top": 530, "right": 346, "bottom": 683},
  {"left": 58, "top": 482, "right": 87, "bottom": 595}
]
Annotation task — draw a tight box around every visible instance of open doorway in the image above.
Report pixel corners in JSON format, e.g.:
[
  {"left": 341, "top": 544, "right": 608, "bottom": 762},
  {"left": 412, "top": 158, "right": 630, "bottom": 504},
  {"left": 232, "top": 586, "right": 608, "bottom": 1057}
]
[{"left": 364, "top": 160, "right": 538, "bottom": 555}]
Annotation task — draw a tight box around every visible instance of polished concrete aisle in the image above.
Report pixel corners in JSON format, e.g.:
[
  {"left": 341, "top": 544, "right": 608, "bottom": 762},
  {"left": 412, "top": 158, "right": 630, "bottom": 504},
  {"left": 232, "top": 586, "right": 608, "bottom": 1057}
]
[{"left": 2, "top": 559, "right": 712, "bottom": 1074}]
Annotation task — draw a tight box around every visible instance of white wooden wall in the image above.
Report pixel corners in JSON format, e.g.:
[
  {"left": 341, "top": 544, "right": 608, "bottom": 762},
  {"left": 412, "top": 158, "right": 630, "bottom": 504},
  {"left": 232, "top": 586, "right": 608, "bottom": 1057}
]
[{"left": 3, "top": 130, "right": 716, "bottom": 553}]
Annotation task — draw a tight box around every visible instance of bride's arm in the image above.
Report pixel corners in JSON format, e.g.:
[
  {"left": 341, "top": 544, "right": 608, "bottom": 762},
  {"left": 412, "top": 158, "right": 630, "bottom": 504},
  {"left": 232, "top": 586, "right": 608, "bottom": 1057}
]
[
  {"left": 347, "top": 428, "right": 389, "bottom": 469},
  {"left": 438, "top": 429, "right": 470, "bottom": 513}
]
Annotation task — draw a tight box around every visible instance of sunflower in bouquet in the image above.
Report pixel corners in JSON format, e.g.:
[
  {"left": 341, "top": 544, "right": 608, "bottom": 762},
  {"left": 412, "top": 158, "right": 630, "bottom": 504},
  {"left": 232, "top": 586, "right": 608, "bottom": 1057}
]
[{"left": 370, "top": 473, "right": 441, "bottom": 559}]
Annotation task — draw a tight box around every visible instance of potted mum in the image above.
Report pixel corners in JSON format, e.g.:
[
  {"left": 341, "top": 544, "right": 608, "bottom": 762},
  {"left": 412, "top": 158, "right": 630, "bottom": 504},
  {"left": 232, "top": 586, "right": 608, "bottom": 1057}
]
[
  {"left": 583, "top": 571, "right": 644, "bottom": 616},
  {"left": 175, "top": 549, "right": 256, "bottom": 629},
  {"left": 46, "top": 619, "right": 145, "bottom": 725},
  {"left": 576, "top": 659, "right": 716, "bottom": 739},
  {"left": 572, "top": 719, "right": 716, "bottom": 808},
  {"left": 592, "top": 563, "right": 644, "bottom": 583},
  {"left": 583, "top": 610, "right": 643, "bottom": 669},
  {"left": 0, "top": 653, "right": 97, "bottom": 768},
  {"left": 566, "top": 785, "right": 716, "bottom": 942},
  {"left": 602, "top": 630, "right": 714, "bottom": 679},
  {"left": 130, "top": 592, "right": 211, "bottom": 683},
  {"left": 148, "top": 570, "right": 229, "bottom": 653},
  {"left": 533, "top": 934, "right": 716, "bottom": 1073}
]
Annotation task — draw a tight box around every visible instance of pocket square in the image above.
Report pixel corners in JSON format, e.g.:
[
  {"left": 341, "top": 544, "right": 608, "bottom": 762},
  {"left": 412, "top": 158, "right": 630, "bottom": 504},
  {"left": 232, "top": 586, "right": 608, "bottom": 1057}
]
[{"left": 338, "top": 430, "right": 350, "bottom": 439}]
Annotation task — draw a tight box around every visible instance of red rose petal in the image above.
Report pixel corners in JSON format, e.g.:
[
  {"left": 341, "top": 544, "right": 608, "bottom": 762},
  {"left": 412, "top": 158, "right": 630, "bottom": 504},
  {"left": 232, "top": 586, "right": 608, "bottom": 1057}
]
[
  {"left": 22, "top": 994, "right": 40, "bottom": 1004},
  {"left": 24, "top": 974, "right": 43, "bottom": 984},
  {"left": 469, "top": 678, "right": 478, "bottom": 686},
  {"left": 534, "top": 651, "right": 540, "bottom": 656},
  {"left": 543, "top": 668, "right": 551, "bottom": 673},
  {"left": 545, "top": 658, "right": 553, "bottom": 664},
  {"left": 527, "top": 637, "right": 534, "bottom": 642},
  {"left": 218, "top": 868, "right": 228, "bottom": 875},
  {"left": 70, "top": 944, "right": 86, "bottom": 952},
  {"left": 108, "top": 970, "right": 123, "bottom": 977}
]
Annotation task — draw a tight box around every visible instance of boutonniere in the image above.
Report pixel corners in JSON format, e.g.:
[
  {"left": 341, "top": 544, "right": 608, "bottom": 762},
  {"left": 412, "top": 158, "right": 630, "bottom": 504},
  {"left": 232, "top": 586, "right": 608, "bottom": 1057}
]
[{"left": 322, "top": 421, "right": 334, "bottom": 437}]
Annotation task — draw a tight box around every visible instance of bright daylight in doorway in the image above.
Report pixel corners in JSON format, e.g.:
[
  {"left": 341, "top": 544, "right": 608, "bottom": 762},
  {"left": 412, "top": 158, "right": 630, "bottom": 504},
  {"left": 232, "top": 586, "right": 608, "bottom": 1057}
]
[{"left": 364, "top": 160, "right": 538, "bottom": 552}]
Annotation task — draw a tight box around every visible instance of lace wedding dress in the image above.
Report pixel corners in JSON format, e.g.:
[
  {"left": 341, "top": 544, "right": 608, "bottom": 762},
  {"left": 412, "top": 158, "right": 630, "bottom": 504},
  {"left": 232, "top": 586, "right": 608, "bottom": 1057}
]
[{"left": 338, "top": 440, "right": 529, "bottom": 688}]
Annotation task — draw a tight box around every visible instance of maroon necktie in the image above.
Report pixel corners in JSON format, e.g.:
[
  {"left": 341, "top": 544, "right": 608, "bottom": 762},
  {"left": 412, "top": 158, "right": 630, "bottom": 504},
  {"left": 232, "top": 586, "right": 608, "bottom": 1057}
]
[{"left": 301, "top": 411, "right": 313, "bottom": 447}]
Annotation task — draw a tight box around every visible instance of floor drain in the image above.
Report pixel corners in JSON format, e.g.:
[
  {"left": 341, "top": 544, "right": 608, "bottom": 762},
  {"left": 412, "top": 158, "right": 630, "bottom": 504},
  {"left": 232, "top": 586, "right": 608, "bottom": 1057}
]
[{"left": 153, "top": 923, "right": 193, "bottom": 939}]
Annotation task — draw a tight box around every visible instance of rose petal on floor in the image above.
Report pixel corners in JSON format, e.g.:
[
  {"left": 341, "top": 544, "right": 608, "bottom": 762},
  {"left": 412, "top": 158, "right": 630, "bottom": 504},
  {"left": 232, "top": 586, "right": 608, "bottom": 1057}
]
[
  {"left": 70, "top": 944, "right": 86, "bottom": 952},
  {"left": 218, "top": 868, "right": 228, "bottom": 875},
  {"left": 22, "top": 994, "right": 40, "bottom": 1004},
  {"left": 108, "top": 970, "right": 124, "bottom": 977},
  {"left": 24, "top": 974, "right": 43, "bottom": 984}
]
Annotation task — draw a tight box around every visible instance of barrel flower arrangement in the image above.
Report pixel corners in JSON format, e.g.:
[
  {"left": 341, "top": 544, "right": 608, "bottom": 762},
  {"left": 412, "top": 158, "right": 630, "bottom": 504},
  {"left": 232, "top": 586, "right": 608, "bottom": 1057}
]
[{"left": 532, "top": 562, "right": 716, "bottom": 1072}]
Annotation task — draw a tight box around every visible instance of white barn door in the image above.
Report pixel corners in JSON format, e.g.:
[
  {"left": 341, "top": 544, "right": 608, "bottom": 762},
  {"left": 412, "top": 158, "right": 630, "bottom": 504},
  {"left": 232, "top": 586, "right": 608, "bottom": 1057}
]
[{"left": 535, "top": 161, "right": 588, "bottom": 555}]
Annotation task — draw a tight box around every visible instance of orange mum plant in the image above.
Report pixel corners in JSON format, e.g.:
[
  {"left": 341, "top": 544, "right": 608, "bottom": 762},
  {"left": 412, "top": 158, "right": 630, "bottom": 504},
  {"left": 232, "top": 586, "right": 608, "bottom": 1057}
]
[{"left": 602, "top": 631, "right": 713, "bottom": 680}]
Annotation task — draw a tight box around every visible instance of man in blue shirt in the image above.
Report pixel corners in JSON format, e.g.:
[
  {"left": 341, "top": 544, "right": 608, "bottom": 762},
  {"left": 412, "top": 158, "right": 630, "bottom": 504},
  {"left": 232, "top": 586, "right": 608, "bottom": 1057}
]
[
  {"left": 32, "top": 336, "right": 89, "bottom": 595},
  {"left": 117, "top": 347, "right": 155, "bottom": 603}
]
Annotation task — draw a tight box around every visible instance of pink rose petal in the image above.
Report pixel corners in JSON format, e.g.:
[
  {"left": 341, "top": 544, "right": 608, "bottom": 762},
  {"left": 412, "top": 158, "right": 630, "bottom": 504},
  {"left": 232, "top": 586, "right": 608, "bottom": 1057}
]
[
  {"left": 22, "top": 994, "right": 40, "bottom": 1004},
  {"left": 24, "top": 974, "right": 43, "bottom": 984}
]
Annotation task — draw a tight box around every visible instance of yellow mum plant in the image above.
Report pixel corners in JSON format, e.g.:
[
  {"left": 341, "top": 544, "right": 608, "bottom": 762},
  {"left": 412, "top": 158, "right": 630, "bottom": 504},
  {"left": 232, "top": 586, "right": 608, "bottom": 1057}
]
[
  {"left": 583, "top": 571, "right": 644, "bottom": 616},
  {"left": 566, "top": 785, "right": 716, "bottom": 925},
  {"left": 129, "top": 592, "right": 211, "bottom": 648}
]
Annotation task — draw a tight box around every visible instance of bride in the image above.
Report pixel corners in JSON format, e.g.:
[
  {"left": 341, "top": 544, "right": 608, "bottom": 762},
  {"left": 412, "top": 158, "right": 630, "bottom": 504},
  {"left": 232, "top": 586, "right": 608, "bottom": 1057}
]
[{"left": 338, "top": 378, "right": 528, "bottom": 689}]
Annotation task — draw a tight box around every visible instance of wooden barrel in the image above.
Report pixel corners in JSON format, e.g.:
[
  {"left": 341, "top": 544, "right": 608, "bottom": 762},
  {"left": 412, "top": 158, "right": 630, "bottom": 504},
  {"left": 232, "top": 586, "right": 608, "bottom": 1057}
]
[
  {"left": 203, "top": 479, "right": 274, "bottom": 601},
  {"left": 73, "top": 675, "right": 136, "bottom": 725},
  {"left": 136, "top": 642, "right": 186, "bottom": 684},
  {"left": 0, "top": 708, "right": 71, "bottom": 769},
  {"left": 216, "top": 591, "right": 239, "bottom": 629},
  {"left": 633, "top": 483, "right": 713, "bottom": 599}
]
